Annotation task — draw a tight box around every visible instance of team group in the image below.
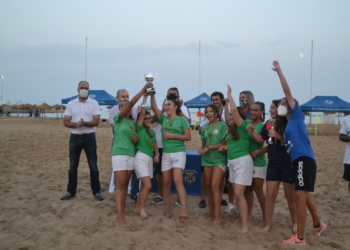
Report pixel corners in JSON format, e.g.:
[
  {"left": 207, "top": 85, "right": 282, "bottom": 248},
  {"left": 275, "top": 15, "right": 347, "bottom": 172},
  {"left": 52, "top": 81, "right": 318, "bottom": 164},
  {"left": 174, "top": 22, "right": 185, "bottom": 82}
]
[{"left": 59, "top": 60, "right": 350, "bottom": 246}]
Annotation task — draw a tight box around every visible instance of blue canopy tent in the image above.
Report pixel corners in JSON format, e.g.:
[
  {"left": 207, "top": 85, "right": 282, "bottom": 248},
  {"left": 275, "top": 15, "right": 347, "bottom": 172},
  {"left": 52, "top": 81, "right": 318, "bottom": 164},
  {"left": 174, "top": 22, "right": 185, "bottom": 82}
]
[
  {"left": 300, "top": 96, "right": 350, "bottom": 112},
  {"left": 61, "top": 90, "right": 118, "bottom": 105},
  {"left": 300, "top": 96, "right": 350, "bottom": 124},
  {"left": 184, "top": 92, "right": 212, "bottom": 108}
]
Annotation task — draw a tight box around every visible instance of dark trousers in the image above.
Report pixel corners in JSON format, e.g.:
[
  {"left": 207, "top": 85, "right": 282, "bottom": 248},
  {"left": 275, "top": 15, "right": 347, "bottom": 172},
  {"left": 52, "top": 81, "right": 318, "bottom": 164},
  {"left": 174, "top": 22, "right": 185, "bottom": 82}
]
[
  {"left": 130, "top": 170, "right": 140, "bottom": 196},
  {"left": 67, "top": 133, "right": 101, "bottom": 195}
]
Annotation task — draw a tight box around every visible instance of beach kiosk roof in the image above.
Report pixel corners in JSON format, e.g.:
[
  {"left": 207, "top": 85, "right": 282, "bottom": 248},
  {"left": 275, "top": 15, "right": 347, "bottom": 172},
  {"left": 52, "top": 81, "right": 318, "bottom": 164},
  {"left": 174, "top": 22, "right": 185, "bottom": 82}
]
[
  {"left": 61, "top": 90, "right": 118, "bottom": 106},
  {"left": 300, "top": 96, "right": 350, "bottom": 113},
  {"left": 184, "top": 92, "right": 212, "bottom": 109}
]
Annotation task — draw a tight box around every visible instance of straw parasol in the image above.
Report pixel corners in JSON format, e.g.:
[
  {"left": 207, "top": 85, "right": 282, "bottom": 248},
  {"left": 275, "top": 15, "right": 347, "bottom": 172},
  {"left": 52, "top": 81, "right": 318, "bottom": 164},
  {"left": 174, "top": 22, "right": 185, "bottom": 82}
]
[
  {"left": 36, "top": 103, "right": 51, "bottom": 110},
  {"left": 51, "top": 104, "right": 66, "bottom": 110}
]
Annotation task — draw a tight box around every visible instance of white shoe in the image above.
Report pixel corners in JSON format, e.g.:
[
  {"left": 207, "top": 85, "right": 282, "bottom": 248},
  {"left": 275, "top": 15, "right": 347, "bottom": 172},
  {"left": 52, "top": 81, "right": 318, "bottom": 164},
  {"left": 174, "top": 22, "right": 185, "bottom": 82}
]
[{"left": 224, "top": 203, "right": 236, "bottom": 212}]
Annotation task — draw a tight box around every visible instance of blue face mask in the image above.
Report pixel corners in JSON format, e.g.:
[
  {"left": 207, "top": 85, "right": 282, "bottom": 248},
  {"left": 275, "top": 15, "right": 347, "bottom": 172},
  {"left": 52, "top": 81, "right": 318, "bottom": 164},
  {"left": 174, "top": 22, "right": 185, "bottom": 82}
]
[{"left": 141, "top": 103, "right": 151, "bottom": 110}]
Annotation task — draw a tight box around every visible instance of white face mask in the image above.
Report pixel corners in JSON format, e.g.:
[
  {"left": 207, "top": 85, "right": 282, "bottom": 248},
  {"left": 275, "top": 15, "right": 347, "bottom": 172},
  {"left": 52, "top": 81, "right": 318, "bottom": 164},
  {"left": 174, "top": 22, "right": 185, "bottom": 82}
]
[
  {"left": 79, "top": 89, "right": 89, "bottom": 99},
  {"left": 277, "top": 105, "right": 288, "bottom": 116}
]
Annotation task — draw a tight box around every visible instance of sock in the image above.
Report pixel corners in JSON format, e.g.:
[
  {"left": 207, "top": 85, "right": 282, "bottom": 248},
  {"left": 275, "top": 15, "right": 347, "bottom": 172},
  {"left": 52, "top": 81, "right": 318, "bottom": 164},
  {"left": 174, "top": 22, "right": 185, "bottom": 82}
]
[
  {"left": 297, "top": 237, "right": 304, "bottom": 241},
  {"left": 313, "top": 223, "right": 320, "bottom": 228}
]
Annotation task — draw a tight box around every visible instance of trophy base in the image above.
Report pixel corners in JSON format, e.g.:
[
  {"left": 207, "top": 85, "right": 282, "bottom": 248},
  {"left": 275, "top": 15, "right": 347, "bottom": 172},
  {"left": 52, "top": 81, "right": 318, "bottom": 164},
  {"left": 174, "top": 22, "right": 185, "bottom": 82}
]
[{"left": 146, "top": 88, "right": 156, "bottom": 96}]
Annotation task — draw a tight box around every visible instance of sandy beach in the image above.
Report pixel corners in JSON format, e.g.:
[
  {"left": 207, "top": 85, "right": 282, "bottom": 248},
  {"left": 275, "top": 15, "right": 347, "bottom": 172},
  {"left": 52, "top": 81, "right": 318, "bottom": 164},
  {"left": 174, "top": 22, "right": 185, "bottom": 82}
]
[{"left": 0, "top": 117, "right": 349, "bottom": 249}]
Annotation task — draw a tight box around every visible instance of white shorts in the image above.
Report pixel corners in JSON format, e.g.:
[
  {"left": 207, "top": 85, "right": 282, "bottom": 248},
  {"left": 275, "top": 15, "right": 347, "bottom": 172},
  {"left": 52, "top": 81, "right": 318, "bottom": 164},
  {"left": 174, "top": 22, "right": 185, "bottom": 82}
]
[
  {"left": 162, "top": 152, "right": 186, "bottom": 172},
  {"left": 134, "top": 151, "right": 154, "bottom": 178},
  {"left": 253, "top": 166, "right": 267, "bottom": 179},
  {"left": 112, "top": 155, "right": 134, "bottom": 172},
  {"left": 228, "top": 155, "right": 254, "bottom": 186}
]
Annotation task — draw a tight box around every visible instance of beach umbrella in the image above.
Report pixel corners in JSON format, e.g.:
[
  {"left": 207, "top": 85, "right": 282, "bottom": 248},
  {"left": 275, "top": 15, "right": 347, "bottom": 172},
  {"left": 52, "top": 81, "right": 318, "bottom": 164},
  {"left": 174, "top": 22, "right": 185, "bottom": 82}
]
[{"left": 37, "top": 103, "right": 51, "bottom": 110}]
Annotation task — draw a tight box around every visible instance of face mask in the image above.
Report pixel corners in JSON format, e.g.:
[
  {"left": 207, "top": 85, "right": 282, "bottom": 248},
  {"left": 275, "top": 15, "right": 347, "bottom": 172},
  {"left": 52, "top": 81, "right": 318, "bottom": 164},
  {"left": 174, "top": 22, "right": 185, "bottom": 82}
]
[
  {"left": 141, "top": 103, "right": 150, "bottom": 110},
  {"left": 240, "top": 99, "right": 248, "bottom": 108},
  {"left": 277, "top": 105, "right": 288, "bottom": 116},
  {"left": 79, "top": 89, "right": 89, "bottom": 99}
]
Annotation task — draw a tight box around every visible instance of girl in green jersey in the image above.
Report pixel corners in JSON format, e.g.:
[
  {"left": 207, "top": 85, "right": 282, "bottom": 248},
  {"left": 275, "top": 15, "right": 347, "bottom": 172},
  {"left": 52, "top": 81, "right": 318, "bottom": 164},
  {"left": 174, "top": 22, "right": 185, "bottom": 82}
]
[
  {"left": 112, "top": 82, "right": 153, "bottom": 226},
  {"left": 245, "top": 102, "right": 267, "bottom": 223},
  {"left": 219, "top": 85, "right": 254, "bottom": 233},
  {"left": 198, "top": 104, "right": 227, "bottom": 225},
  {"left": 151, "top": 94, "right": 191, "bottom": 219},
  {"left": 134, "top": 95, "right": 159, "bottom": 218}
]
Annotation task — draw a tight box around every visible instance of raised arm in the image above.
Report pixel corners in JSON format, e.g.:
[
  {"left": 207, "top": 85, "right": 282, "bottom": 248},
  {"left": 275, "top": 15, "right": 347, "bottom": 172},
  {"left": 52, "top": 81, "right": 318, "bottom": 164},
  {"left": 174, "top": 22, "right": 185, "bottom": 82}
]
[
  {"left": 119, "top": 83, "right": 153, "bottom": 119},
  {"left": 272, "top": 60, "right": 295, "bottom": 109},
  {"left": 227, "top": 85, "right": 242, "bottom": 126},
  {"left": 224, "top": 99, "right": 230, "bottom": 126},
  {"left": 151, "top": 94, "right": 161, "bottom": 121},
  {"left": 137, "top": 95, "right": 148, "bottom": 126}
]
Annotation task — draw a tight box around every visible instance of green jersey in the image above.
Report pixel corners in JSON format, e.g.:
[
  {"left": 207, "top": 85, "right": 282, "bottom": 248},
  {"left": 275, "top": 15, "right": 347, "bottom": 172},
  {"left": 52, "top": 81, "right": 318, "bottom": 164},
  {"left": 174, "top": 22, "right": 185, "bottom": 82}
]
[
  {"left": 159, "top": 114, "right": 190, "bottom": 153},
  {"left": 201, "top": 121, "right": 227, "bottom": 167},
  {"left": 247, "top": 121, "right": 267, "bottom": 167},
  {"left": 225, "top": 120, "right": 250, "bottom": 160},
  {"left": 112, "top": 112, "right": 136, "bottom": 157},
  {"left": 136, "top": 123, "right": 156, "bottom": 157}
]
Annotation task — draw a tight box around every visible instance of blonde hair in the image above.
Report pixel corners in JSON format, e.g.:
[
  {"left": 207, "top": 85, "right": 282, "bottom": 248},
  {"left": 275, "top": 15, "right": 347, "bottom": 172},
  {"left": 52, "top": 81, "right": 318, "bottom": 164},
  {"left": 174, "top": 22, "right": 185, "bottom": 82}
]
[{"left": 239, "top": 91, "right": 255, "bottom": 108}]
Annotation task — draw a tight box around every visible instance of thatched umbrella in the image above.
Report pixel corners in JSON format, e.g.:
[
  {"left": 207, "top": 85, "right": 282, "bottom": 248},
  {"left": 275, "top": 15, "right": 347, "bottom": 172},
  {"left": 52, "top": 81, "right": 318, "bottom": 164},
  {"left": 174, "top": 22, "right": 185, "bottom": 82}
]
[
  {"left": 37, "top": 103, "right": 51, "bottom": 110},
  {"left": 51, "top": 104, "right": 66, "bottom": 110}
]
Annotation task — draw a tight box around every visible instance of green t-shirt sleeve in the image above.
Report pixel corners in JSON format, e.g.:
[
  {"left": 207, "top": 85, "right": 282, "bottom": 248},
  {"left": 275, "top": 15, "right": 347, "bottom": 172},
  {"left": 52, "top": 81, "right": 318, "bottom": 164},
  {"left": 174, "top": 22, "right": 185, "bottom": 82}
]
[
  {"left": 218, "top": 122, "right": 227, "bottom": 141},
  {"left": 181, "top": 117, "right": 190, "bottom": 130},
  {"left": 201, "top": 124, "right": 207, "bottom": 141},
  {"left": 113, "top": 112, "right": 121, "bottom": 124},
  {"left": 159, "top": 113, "right": 166, "bottom": 124}
]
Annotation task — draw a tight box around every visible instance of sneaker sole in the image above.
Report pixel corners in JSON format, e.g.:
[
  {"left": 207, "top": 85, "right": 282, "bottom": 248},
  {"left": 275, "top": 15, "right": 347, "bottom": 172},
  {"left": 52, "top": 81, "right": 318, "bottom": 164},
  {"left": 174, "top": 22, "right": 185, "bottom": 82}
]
[
  {"left": 315, "top": 224, "right": 327, "bottom": 236},
  {"left": 152, "top": 201, "right": 164, "bottom": 204}
]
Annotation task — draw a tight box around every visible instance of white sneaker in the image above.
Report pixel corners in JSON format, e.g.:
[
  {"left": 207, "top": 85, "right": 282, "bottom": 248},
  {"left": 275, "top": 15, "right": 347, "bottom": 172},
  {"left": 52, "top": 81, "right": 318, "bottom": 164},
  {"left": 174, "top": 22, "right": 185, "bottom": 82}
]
[{"left": 224, "top": 203, "right": 236, "bottom": 212}]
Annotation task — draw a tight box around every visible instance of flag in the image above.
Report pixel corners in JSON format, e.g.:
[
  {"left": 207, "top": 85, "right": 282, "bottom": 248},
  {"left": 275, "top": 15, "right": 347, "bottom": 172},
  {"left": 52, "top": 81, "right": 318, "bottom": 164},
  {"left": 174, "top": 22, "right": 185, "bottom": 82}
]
[
  {"left": 197, "top": 111, "right": 204, "bottom": 117},
  {"left": 315, "top": 115, "right": 320, "bottom": 124}
]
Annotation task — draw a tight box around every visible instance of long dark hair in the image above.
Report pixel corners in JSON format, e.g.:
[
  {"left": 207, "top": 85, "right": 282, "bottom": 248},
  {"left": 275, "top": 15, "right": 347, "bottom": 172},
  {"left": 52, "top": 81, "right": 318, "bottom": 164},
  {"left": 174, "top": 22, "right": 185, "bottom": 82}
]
[
  {"left": 204, "top": 104, "right": 221, "bottom": 122},
  {"left": 254, "top": 101, "right": 265, "bottom": 122},
  {"left": 137, "top": 111, "right": 154, "bottom": 141},
  {"left": 228, "top": 107, "right": 246, "bottom": 141},
  {"left": 272, "top": 99, "right": 287, "bottom": 134},
  {"left": 167, "top": 94, "right": 181, "bottom": 116}
]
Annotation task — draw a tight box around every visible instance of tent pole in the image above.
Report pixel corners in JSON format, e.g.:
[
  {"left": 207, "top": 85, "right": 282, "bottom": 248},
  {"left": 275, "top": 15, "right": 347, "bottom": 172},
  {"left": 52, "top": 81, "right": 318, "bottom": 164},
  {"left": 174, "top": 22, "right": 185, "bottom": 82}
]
[{"left": 60, "top": 103, "right": 63, "bottom": 126}]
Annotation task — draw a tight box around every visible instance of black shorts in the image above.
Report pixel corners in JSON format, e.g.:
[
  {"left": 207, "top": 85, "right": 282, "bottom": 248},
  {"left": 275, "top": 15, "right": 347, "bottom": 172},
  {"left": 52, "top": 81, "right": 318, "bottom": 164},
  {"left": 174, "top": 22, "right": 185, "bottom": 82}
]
[
  {"left": 154, "top": 148, "right": 163, "bottom": 176},
  {"left": 343, "top": 164, "right": 350, "bottom": 181},
  {"left": 266, "top": 162, "right": 294, "bottom": 184},
  {"left": 292, "top": 157, "right": 317, "bottom": 192}
]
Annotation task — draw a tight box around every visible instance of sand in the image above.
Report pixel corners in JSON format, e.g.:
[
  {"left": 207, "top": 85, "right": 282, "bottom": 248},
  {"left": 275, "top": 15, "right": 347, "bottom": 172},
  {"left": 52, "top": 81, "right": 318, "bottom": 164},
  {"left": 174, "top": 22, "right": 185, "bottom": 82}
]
[{"left": 0, "top": 117, "right": 349, "bottom": 250}]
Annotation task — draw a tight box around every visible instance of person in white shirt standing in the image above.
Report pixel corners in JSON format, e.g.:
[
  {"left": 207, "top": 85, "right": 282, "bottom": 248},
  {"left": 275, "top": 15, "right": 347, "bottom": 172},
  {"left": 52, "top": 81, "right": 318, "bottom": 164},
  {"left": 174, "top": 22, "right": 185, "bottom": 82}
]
[
  {"left": 60, "top": 81, "right": 103, "bottom": 201},
  {"left": 340, "top": 115, "right": 350, "bottom": 196}
]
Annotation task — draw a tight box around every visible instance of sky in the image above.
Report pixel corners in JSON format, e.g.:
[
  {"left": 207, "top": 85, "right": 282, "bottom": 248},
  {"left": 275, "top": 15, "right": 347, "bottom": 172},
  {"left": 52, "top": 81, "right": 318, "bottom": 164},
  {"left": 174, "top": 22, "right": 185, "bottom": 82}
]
[{"left": 1, "top": 1, "right": 349, "bottom": 112}]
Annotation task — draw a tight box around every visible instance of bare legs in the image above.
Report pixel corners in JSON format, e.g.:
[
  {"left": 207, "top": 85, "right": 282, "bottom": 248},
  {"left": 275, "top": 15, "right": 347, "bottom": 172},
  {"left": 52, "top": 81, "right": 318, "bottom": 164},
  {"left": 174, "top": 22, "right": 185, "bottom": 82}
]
[
  {"left": 163, "top": 168, "right": 188, "bottom": 218},
  {"left": 204, "top": 166, "right": 224, "bottom": 224},
  {"left": 245, "top": 178, "right": 265, "bottom": 221},
  {"left": 135, "top": 176, "right": 152, "bottom": 218},
  {"left": 115, "top": 170, "right": 132, "bottom": 225},
  {"left": 234, "top": 183, "right": 249, "bottom": 233},
  {"left": 295, "top": 191, "right": 321, "bottom": 239},
  {"left": 263, "top": 181, "right": 297, "bottom": 233}
]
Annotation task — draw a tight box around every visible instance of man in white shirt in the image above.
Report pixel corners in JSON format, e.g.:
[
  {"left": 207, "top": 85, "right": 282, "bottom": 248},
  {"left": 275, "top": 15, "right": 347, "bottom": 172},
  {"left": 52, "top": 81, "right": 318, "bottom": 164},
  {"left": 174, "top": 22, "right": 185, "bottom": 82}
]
[
  {"left": 152, "top": 87, "right": 191, "bottom": 205},
  {"left": 340, "top": 115, "right": 350, "bottom": 196},
  {"left": 109, "top": 89, "right": 138, "bottom": 125},
  {"left": 61, "top": 81, "right": 103, "bottom": 201}
]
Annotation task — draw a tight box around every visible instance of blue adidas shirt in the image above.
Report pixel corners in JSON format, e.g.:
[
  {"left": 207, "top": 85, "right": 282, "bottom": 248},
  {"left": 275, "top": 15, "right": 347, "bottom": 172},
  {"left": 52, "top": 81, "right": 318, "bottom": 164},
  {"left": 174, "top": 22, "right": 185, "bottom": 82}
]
[{"left": 284, "top": 103, "right": 315, "bottom": 162}]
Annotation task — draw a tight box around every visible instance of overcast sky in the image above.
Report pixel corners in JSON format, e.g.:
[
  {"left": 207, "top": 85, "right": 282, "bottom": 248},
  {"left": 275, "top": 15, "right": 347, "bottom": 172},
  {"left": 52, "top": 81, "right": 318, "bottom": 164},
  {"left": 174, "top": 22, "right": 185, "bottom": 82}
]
[{"left": 1, "top": 1, "right": 349, "bottom": 110}]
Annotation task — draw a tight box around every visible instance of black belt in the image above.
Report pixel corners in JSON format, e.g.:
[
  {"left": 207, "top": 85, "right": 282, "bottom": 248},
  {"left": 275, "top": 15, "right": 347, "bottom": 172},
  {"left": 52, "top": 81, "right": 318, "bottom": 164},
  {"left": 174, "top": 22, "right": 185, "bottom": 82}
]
[{"left": 71, "top": 132, "right": 95, "bottom": 138}]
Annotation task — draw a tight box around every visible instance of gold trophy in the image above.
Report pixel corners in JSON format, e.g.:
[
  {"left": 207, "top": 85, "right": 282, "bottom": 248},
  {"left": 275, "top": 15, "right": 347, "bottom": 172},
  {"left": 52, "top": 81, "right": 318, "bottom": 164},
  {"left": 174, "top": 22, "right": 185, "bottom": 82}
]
[{"left": 268, "top": 119, "right": 277, "bottom": 144}]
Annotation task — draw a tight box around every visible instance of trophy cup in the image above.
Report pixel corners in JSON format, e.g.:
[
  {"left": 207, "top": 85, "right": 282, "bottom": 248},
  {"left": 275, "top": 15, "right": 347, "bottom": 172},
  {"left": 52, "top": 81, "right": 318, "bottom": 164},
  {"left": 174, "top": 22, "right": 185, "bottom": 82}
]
[
  {"left": 268, "top": 119, "right": 277, "bottom": 144},
  {"left": 144, "top": 73, "right": 156, "bottom": 95}
]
